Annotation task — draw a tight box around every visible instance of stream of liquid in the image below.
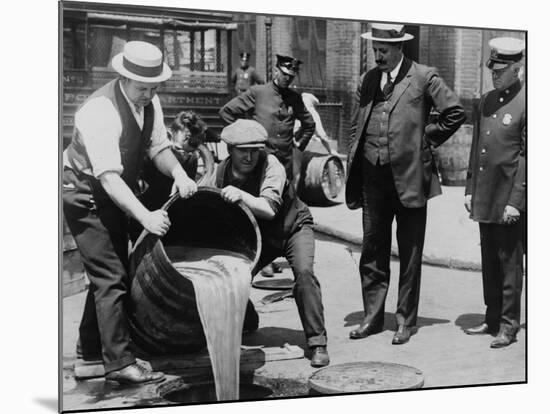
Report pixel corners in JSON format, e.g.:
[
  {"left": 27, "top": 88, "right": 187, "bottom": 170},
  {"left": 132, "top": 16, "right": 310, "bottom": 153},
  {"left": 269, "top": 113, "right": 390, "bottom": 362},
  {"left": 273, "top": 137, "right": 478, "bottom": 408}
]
[{"left": 163, "top": 245, "right": 252, "bottom": 401}]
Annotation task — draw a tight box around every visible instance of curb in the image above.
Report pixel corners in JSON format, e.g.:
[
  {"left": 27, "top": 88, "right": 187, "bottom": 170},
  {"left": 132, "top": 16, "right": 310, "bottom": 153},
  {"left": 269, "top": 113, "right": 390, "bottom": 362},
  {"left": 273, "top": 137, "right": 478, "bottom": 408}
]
[{"left": 313, "top": 223, "right": 482, "bottom": 272}]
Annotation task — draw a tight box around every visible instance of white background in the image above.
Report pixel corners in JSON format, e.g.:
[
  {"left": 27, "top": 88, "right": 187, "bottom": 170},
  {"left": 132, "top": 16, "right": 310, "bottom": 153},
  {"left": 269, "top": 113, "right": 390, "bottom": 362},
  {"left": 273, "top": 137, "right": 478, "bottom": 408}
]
[{"left": 1, "top": 0, "right": 545, "bottom": 413}]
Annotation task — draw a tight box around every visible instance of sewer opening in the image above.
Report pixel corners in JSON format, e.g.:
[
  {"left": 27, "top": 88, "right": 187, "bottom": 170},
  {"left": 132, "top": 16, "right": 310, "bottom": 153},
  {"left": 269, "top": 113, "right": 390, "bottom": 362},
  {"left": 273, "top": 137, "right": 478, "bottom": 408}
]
[{"left": 161, "top": 382, "right": 273, "bottom": 403}]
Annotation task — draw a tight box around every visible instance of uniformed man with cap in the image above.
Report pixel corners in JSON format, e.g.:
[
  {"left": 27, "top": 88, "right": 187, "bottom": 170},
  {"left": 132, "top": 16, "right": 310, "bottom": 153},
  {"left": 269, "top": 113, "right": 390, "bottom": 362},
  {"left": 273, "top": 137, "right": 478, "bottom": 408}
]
[
  {"left": 63, "top": 41, "right": 197, "bottom": 384},
  {"left": 464, "top": 37, "right": 526, "bottom": 348},
  {"left": 220, "top": 54, "right": 315, "bottom": 182},
  {"left": 231, "top": 52, "right": 264, "bottom": 95},
  {"left": 346, "top": 23, "right": 466, "bottom": 345},
  {"left": 202, "top": 119, "right": 330, "bottom": 367}
]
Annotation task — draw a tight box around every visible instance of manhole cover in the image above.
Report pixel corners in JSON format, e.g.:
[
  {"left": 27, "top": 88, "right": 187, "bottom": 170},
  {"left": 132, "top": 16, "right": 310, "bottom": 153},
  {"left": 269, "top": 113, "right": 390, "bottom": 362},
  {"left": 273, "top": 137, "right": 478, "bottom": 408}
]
[
  {"left": 252, "top": 278, "right": 294, "bottom": 290},
  {"left": 308, "top": 361, "right": 424, "bottom": 394}
]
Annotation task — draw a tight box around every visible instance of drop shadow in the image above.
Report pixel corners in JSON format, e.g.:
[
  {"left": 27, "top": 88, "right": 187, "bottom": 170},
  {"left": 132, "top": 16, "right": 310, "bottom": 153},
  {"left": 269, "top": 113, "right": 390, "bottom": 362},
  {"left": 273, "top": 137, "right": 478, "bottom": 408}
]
[
  {"left": 33, "top": 398, "right": 58, "bottom": 412},
  {"left": 345, "top": 311, "right": 450, "bottom": 332}
]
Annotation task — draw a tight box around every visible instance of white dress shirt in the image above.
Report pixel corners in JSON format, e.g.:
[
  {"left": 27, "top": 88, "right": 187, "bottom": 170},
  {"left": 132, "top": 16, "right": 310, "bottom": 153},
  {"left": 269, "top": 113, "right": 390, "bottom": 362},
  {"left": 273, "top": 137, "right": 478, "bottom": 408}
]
[
  {"left": 64, "top": 82, "right": 171, "bottom": 178},
  {"left": 380, "top": 55, "right": 404, "bottom": 91}
]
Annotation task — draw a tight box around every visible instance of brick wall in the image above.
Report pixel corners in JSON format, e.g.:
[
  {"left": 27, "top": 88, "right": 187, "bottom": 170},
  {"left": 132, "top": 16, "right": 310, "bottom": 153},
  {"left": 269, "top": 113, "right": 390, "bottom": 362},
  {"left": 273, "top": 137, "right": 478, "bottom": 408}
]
[{"left": 326, "top": 20, "right": 362, "bottom": 152}]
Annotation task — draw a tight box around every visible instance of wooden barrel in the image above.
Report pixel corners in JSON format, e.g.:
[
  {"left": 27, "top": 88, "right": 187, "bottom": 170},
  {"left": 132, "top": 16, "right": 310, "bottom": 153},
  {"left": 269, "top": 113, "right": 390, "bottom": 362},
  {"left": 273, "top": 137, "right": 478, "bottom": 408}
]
[
  {"left": 298, "top": 151, "right": 345, "bottom": 206},
  {"left": 435, "top": 124, "right": 473, "bottom": 186},
  {"left": 128, "top": 188, "right": 261, "bottom": 355}
]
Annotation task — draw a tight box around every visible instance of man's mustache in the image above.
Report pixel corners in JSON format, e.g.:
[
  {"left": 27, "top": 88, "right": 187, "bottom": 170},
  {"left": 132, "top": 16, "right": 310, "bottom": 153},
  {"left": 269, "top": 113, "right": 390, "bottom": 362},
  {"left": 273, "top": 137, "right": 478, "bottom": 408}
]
[{"left": 376, "top": 60, "right": 386, "bottom": 65}]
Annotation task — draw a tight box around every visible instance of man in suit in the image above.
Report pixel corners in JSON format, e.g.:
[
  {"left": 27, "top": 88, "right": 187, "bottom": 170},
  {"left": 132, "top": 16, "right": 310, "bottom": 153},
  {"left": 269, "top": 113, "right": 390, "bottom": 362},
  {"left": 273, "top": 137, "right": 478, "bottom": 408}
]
[
  {"left": 346, "top": 24, "right": 466, "bottom": 344},
  {"left": 464, "top": 37, "right": 525, "bottom": 348},
  {"left": 231, "top": 52, "right": 264, "bottom": 95}
]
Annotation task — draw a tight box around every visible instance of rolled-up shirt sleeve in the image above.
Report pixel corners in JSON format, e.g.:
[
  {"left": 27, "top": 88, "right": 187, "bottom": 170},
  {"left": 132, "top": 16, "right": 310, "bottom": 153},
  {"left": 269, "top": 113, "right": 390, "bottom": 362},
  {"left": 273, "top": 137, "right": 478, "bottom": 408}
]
[
  {"left": 147, "top": 95, "right": 171, "bottom": 160},
  {"left": 74, "top": 97, "right": 123, "bottom": 178},
  {"left": 259, "top": 154, "right": 286, "bottom": 215}
]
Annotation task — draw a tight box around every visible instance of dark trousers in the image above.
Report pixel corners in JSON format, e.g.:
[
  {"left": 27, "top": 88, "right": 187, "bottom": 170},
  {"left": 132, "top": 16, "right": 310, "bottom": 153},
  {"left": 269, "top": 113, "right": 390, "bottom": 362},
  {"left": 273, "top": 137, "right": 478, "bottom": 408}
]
[
  {"left": 479, "top": 220, "right": 524, "bottom": 333},
  {"left": 254, "top": 225, "right": 327, "bottom": 348},
  {"left": 359, "top": 160, "right": 427, "bottom": 328},
  {"left": 63, "top": 169, "right": 135, "bottom": 373}
]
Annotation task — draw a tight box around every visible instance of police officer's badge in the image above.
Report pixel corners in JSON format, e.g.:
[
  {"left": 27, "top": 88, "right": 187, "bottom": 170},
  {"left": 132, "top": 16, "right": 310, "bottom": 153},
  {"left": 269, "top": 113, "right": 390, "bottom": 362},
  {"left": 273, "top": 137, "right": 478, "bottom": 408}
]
[
  {"left": 244, "top": 73, "right": 249, "bottom": 79},
  {"left": 503, "top": 113, "right": 512, "bottom": 125}
]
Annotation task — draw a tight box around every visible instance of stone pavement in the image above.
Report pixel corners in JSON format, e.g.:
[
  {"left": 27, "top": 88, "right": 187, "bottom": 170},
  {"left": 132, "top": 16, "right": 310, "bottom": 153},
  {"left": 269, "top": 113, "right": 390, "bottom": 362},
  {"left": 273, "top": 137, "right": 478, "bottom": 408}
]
[{"left": 310, "top": 184, "right": 482, "bottom": 271}]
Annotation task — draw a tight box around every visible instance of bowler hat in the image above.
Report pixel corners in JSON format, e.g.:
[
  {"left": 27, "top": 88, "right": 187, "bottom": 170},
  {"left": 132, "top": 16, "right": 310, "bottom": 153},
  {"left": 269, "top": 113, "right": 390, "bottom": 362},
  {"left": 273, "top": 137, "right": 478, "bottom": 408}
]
[
  {"left": 361, "top": 23, "right": 414, "bottom": 42},
  {"left": 221, "top": 120, "right": 268, "bottom": 148},
  {"left": 112, "top": 41, "right": 172, "bottom": 83},
  {"left": 276, "top": 54, "right": 302, "bottom": 76},
  {"left": 486, "top": 37, "right": 525, "bottom": 70}
]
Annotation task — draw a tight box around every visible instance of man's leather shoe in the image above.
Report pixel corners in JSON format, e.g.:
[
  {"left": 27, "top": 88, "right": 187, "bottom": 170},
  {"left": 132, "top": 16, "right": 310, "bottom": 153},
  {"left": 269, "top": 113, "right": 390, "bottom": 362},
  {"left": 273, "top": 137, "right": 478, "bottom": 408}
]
[
  {"left": 105, "top": 362, "right": 165, "bottom": 385},
  {"left": 490, "top": 330, "right": 517, "bottom": 349},
  {"left": 310, "top": 346, "right": 330, "bottom": 368},
  {"left": 349, "top": 322, "right": 382, "bottom": 339},
  {"left": 465, "top": 323, "right": 497, "bottom": 335},
  {"left": 392, "top": 325, "right": 412, "bottom": 345}
]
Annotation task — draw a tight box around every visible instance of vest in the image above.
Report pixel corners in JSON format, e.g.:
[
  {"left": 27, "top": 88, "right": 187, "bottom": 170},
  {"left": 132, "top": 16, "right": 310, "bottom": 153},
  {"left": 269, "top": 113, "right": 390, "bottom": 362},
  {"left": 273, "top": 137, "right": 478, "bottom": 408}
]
[
  {"left": 363, "top": 86, "right": 391, "bottom": 165},
  {"left": 215, "top": 151, "right": 312, "bottom": 249},
  {"left": 65, "top": 79, "right": 154, "bottom": 201}
]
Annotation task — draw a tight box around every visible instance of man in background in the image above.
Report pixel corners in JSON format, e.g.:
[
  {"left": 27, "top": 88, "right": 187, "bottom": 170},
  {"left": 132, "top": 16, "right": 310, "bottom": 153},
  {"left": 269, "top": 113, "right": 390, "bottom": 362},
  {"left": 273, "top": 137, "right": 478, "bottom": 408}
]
[{"left": 231, "top": 52, "right": 264, "bottom": 95}]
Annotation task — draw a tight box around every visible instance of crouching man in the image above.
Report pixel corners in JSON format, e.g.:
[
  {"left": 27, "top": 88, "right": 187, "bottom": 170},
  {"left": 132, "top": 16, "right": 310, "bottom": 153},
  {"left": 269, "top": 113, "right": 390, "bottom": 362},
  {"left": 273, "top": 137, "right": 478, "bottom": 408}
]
[{"left": 203, "top": 119, "right": 330, "bottom": 367}]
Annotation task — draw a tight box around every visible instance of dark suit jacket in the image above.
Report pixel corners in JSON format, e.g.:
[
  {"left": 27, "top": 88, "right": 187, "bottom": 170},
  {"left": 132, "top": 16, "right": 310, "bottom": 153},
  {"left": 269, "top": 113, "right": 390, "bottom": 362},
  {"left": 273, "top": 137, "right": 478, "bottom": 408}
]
[
  {"left": 345, "top": 58, "right": 466, "bottom": 209},
  {"left": 465, "top": 80, "right": 525, "bottom": 223}
]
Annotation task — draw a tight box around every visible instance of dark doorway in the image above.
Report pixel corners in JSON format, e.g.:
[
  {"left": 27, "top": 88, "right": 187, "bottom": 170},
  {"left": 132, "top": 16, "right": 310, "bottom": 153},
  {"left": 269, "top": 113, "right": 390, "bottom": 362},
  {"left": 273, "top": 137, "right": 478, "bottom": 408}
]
[{"left": 403, "top": 25, "right": 420, "bottom": 61}]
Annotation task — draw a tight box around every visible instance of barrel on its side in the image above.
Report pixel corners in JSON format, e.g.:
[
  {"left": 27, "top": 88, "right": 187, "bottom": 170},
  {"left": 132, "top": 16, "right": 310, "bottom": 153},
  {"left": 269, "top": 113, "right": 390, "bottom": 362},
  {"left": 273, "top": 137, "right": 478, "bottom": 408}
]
[
  {"left": 435, "top": 124, "right": 473, "bottom": 186},
  {"left": 128, "top": 188, "right": 261, "bottom": 355},
  {"left": 298, "top": 151, "right": 345, "bottom": 206}
]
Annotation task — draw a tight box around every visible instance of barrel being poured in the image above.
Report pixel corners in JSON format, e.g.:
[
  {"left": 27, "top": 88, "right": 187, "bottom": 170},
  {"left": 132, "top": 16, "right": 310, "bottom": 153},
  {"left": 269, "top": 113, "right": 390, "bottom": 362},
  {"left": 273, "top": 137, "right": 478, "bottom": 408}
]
[{"left": 128, "top": 188, "right": 261, "bottom": 401}]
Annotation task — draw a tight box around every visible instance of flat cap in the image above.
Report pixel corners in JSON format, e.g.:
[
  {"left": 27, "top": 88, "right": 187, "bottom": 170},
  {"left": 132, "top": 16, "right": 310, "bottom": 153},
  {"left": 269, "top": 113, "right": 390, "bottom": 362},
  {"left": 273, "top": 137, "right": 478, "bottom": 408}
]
[
  {"left": 486, "top": 37, "right": 525, "bottom": 70},
  {"left": 221, "top": 119, "right": 268, "bottom": 148}
]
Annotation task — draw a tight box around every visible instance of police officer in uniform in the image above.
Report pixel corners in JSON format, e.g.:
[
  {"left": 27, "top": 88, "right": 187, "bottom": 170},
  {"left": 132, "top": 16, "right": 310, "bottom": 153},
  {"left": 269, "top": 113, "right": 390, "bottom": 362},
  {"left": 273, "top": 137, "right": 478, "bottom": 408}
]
[
  {"left": 203, "top": 119, "right": 330, "bottom": 367},
  {"left": 220, "top": 54, "right": 315, "bottom": 183},
  {"left": 231, "top": 52, "right": 264, "bottom": 95},
  {"left": 464, "top": 37, "right": 526, "bottom": 348}
]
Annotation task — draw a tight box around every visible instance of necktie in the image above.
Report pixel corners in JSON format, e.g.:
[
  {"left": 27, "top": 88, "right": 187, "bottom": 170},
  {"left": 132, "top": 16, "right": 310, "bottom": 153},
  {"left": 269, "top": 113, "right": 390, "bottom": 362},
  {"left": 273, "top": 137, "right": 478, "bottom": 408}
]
[
  {"left": 134, "top": 104, "right": 142, "bottom": 115},
  {"left": 383, "top": 73, "right": 394, "bottom": 99}
]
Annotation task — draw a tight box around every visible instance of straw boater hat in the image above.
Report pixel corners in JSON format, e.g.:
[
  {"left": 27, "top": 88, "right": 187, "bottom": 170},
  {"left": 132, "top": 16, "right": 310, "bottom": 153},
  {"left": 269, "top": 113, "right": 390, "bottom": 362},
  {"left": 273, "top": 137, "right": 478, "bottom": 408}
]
[
  {"left": 112, "top": 41, "right": 172, "bottom": 83},
  {"left": 221, "top": 120, "right": 268, "bottom": 148},
  {"left": 486, "top": 37, "right": 525, "bottom": 70},
  {"left": 361, "top": 23, "right": 414, "bottom": 42}
]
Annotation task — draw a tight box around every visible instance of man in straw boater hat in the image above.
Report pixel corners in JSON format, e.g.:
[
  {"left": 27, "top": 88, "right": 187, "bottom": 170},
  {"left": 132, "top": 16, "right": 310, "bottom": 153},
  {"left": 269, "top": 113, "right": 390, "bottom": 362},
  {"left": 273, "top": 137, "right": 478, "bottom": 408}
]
[
  {"left": 220, "top": 53, "right": 316, "bottom": 277},
  {"left": 62, "top": 41, "right": 197, "bottom": 384},
  {"left": 345, "top": 23, "right": 466, "bottom": 344},
  {"left": 464, "top": 37, "right": 526, "bottom": 348},
  {"left": 203, "top": 119, "right": 330, "bottom": 367},
  {"left": 231, "top": 51, "right": 264, "bottom": 96}
]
